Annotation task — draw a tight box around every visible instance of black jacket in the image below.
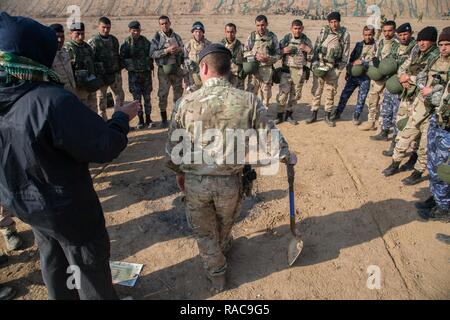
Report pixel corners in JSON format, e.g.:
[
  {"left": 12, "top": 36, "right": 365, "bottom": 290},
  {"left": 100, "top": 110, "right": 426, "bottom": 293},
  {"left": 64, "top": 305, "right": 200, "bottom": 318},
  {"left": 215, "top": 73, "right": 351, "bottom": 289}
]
[{"left": 0, "top": 81, "right": 129, "bottom": 245}]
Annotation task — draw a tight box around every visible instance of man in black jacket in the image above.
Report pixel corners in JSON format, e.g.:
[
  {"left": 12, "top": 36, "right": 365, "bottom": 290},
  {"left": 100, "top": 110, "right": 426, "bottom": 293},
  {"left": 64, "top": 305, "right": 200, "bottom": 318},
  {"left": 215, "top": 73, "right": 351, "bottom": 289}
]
[{"left": 0, "top": 12, "right": 139, "bottom": 299}]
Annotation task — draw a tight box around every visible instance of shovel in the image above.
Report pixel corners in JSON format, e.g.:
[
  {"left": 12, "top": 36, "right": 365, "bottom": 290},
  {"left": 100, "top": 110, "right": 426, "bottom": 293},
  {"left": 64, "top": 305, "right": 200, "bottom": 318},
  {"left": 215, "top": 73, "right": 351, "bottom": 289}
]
[{"left": 286, "top": 163, "right": 303, "bottom": 267}]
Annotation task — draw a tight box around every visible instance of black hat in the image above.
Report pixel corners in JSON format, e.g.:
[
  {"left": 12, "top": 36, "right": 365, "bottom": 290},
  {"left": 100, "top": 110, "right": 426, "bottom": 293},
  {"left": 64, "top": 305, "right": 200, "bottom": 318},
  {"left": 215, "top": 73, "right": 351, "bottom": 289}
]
[
  {"left": 128, "top": 20, "right": 140, "bottom": 29},
  {"left": 69, "top": 22, "right": 85, "bottom": 32},
  {"left": 417, "top": 26, "right": 438, "bottom": 42},
  {"left": 327, "top": 12, "right": 341, "bottom": 22},
  {"left": 49, "top": 23, "right": 64, "bottom": 33},
  {"left": 198, "top": 43, "right": 231, "bottom": 62},
  {"left": 191, "top": 21, "right": 205, "bottom": 33},
  {"left": 439, "top": 27, "right": 450, "bottom": 43},
  {"left": 396, "top": 23, "right": 412, "bottom": 34}
]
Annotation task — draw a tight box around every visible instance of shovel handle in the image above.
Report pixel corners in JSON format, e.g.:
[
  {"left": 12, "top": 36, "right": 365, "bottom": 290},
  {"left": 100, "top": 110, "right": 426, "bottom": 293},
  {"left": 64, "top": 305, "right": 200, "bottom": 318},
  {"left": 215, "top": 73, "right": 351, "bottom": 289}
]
[{"left": 286, "top": 164, "right": 297, "bottom": 231}]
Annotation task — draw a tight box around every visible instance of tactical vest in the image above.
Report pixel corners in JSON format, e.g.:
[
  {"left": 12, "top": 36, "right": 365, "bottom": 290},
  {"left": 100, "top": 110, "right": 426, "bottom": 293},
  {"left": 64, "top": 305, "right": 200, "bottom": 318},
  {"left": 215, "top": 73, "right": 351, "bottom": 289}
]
[
  {"left": 154, "top": 30, "right": 183, "bottom": 66},
  {"left": 90, "top": 34, "right": 120, "bottom": 75},
  {"left": 122, "top": 36, "right": 152, "bottom": 72},
  {"left": 187, "top": 38, "right": 209, "bottom": 65},
  {"left": 280, "top": 33, "right": 311, "bottom": 68},
  {"left": 376, "top": 38, "right": 395, "bottom": 60},
  {"left": 437, "top": 82, "right": 450, "bottom": 129},
  {"left": 314, "top": 25, "right": 347, "bottom": 64},
  {"left": 64, "top": 40, "right": 95, "bottom": 75},
  {"left": 408, "top": 45, "right": 440, "bottom": 77},
  {"left": 390, "top": 39, "right": 416, "bottom": 66},
  {"left": 248, "top": 31, "right": 278, "bottom": 57},
  {"left": 221, "top": 38, "right": 243, "bottom": 75}
]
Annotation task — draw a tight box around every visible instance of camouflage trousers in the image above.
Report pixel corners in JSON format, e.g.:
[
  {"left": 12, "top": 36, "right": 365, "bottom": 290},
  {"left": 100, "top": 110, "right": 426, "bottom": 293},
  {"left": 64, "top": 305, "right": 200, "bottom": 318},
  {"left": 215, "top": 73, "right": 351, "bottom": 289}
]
[
  {"left": 393, "top": 115, "right": 430, "bottom": 173},
  {"left": 97, "top": 72, "right": 125, "bottom": 121},
  {"left": 427, "top": 115, "right": 450, "bottom": 210},
  {"left": 247, "top": 66, "right": 273, "bottom": 107},
  {"left": 158, "top": 66, "right": 184, "bottom": 112},
  {"left": 367, "top": 79, "right": 386, "bottom": 122},
  {"left": 0, "top": 206, "right": 15, "bottom": 231},
  {"left": 311, "top": 68, "right": 342, "bottom": 112},
  {"left": 229, "top": 73, "right": 245, "bottom": 90},
  {"left": 75, "top": 87, "right": 97, "bottom": 113},
  {"left": 128, "top": 71, "right": 152, "bottom": 116},
  {"left": 185, "top": 173, "right": 243, "bottom": 277},
  {"left": 336, "top": 75, "right": 370, "bottom": 115},
  {"left": 380, "top": 90, "right": 401, "bottom": 135},
  {"left": 276, "top": 68, "right": 306, "bottom": 113}
]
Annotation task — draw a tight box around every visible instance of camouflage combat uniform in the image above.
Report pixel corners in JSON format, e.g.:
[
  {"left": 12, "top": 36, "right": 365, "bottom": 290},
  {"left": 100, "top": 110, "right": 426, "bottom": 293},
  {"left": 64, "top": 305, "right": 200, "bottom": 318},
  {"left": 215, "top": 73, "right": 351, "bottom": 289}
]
[
  {"left": 392, "top": 45, "right": 443, "bottom": 174},
  {"left": 88, "top": 33, "right": 124, "bottom": 120},
  {"left": 64, "top": 40, "right": 97, "bottom": 112},
  {"left": 221, "top": 38, "right": 245, "bottom": 89},
  {"left": 150, "top": 29, "right": 184, "bottom": 113},
  {"left": 166, "top": 77, "right": 290, "bottom": 280},
  {"left": 244, "top": 30, "right": 280, "bottom": 107},
  {"left": 276, "top": 32, "right": 313, "bottom": 113},
  {"left": 120, "top": 35, "right": 153, "bottom": 118},
  {"left": 51, "top": 47, "right": 76, "bottom": 93},
  {"left": 183, "top": 37, "right": 212, "bottom": 92},
  {"left": 311, "top": 25, "right": 350, "bottom": 112}
]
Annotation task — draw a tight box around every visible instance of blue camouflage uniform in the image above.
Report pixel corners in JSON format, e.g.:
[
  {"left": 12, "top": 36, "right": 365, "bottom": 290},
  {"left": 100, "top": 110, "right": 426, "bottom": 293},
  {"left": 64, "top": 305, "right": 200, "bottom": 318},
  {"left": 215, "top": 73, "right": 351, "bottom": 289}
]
[
  {"left": 380, "top": 90, "right": 401, "bottom": 135},
  {"left": 336, "top": 40, "right": 375, "bottom": 115}
]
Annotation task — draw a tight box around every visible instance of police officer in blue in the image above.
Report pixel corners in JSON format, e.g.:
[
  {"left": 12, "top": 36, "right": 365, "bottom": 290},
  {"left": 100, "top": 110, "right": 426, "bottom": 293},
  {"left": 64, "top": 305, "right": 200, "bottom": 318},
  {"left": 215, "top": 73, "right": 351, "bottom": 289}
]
[
  {"left": 417, "top": 27, "right": 450, "bottom": 222},
  {"left": 331, "top": 25, "right": 376, "bottom": 125}
]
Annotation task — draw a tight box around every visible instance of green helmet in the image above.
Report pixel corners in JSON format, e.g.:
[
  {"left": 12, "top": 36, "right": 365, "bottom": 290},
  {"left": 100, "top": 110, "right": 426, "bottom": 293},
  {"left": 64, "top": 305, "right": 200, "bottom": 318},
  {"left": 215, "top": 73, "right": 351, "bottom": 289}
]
[
  {"left": 378, "top": 57, "right": 398, "bottom": 77},
  {"left": 437, "top": 164, "right": 450, "bottom": 184},
  {"left": 272, "top": 67, "right": 284, "bottom": 84},
  {"left": 162, "top": 64, "right": 178, "bottom": 75},
  {"left": 312, "top": 65, "right": 329, "bottom": 78},
  {"left": 367, "top": 66, "right": 384, "bottom": 81},
  {"left": 242, "top": 61, "right": 258, "bottom": 75},
  {"left": 351, "top": 65, "right": 366, "bottom": 77},
  {"left": 386, "top": 75, "right": 403, "bottom": 94}
]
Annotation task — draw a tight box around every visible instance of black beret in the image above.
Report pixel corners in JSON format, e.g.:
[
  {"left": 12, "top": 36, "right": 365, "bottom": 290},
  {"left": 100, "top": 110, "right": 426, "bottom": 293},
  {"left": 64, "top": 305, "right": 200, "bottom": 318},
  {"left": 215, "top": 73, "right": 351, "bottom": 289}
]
[
  {"left": 327, "top": 12, "right": 341, "bottom": 22},
  {"left": 49, "top": 23, "right": 64, "bottom": 33},
  {"left": 69, "top": 22, "right": 84, "bottom": 32},
  {"left": 396, "top": 23, "right": 412, "bottom": 34},
  {"left": 128, "top": 20, "right": 141, "bottom": 29},
  {"left": 417, "top": 26, "right": 438, "bottom": 42},
  {"left": 198, "top": 43, "right": 231, "bottom": 62}
]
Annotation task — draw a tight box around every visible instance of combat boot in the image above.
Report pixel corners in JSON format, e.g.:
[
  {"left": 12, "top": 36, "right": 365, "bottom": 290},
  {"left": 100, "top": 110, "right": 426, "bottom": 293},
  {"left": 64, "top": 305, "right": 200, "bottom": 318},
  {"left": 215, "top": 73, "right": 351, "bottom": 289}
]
[
  {"left": 401, "top": 170, "right": 423, "bottom": 186},
  {"left": 352, "top": 112, "right": 362, "bottom": 126},
  {"left": 370, "top": 129, "right": 389, "bottom": 141},
  {"left": 0, "top": 251, "right": 7, "bottom": 266},
  {"left": 415, "top": 196, "right": 436, "bottom": 210},
  {"left": 399, "top": 152, "right": 418, "bottom": 171},
  {"left": 305, "top": 110, "right": 318, "bottom": 124},
  {"left": 382, "top": 160, "right": 401, "bottom": 177},
  {"left": 418, "top": 206, "right": 450, "bottom": 222},
  {"left": 1, "top": 227, "right": 23, "bottom": 251},
  {"left": 0, "top": 286, "right": 16, "bottom": 301},
  {"left": 325, "top": 112, "right": 335, "bottom": 127},
  {"left": 136, "top": 113, "right": 145, "bottom": 130},
  {"left": 330, "top": 109, "right": 342, "bottom": 121},
  {"left": 145, "top": 114, "right": 153, "bottom": 128},
  {"left": 207, "top": 274, "right": 226, "bottom": 294},
  {"left": 160, "top": 111, "right": 169, "bottom": 128},
  {"left": 285, "top": 111, "right": 298, "bottom": 125},
  {"left": 358, "top": 120, "right": 376, "bottom": 131},
  {"left": 274, "top": 112, "right": 284, "bottom": 125},
  {"left": 382, "top": 140, "right": 396, "bottom": 157}
]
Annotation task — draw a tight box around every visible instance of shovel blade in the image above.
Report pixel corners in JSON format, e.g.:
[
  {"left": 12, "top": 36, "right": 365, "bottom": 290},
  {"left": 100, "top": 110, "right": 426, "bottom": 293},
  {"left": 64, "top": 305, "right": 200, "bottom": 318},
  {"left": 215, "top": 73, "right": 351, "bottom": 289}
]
[{"left": 288, "top": 238, "right": 303, "bottom": 267}]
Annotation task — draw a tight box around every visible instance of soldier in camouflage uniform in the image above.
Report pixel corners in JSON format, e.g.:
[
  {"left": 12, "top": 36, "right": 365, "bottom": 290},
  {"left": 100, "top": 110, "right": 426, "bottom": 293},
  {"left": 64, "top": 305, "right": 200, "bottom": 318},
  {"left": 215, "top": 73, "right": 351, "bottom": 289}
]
[
  {"left": 50, "top": 24, "right": 76, "bottom": 93},
  {"left": 121, "top": 21, "right": 153, "bottom": 129},
  {"left": 372, "top": 23, "right": 416, "bottom": 144},
  {"left": 64, "top": 22, "right": 98, "bottom": 112},
  {"left": 182, "top": 21, "right": 211, "bottom": 93},
  {"left": 383, "top": 27, "right": 444, "bottom": 186},
  {"left": 275, "top": 19, "right": 313, "bottom": 125},
  {"left": 244, "top": 15, "right": 280, "bottom": 108},
  {"left": 331, "top": 25, "right": 376, "bottom": 125},
  {"left": 359, "top": 20, "right": 397, "bottom": 131},
  {"left": 221, "top": 23, "right": 245, "bottom": 90},
  {"left": 88, "top": 17, "right": 124, "bottom": 121},
  {"left": 150, "top": 16, "right": 184, "bottom": 128},
  {"left": 166, "top": 44, "right": 295, "bottom": 293},
  {"left": 308, "top": 12, "right": 350, "bottom": 127}
]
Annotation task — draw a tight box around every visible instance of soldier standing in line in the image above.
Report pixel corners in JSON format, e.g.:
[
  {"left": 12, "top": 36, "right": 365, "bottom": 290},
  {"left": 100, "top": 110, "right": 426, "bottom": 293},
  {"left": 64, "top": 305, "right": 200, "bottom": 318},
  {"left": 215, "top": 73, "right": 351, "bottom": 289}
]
[
  {"left": 183, "top": 21, "right": 211, "bottom": 93},
  {"left": 307, "top": 11, "right": 350, "bottom": 127},
  {"left": 221, "top": 23, "right": 245, "bottom": 90},
  {"left": 88, "top": 17, "right": 124, "bottom": 121},
  {"left": 243, "top": 15, "right": 280, "bottom": 108},
  {"left": 64, "top": 22, "right": 98, "bottom": 112},
  {"left": 150, "top": 15, "right": 184, "bottom": 128},
  {"left": 121, "top": 21, "right": 153, "bottom": 129},
  {"left": 275, "top": 19, "right": 313, "bottom": 125},
  {"left": 49, "top": 24, "right": 76, "bottom": 93}
]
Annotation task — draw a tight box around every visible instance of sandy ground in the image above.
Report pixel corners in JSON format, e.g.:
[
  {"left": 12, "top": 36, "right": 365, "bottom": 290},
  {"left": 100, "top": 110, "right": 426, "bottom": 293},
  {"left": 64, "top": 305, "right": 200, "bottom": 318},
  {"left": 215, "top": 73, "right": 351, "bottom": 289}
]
[{"left": 0, "top": 15, "right": 449, "bottom": 300}]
